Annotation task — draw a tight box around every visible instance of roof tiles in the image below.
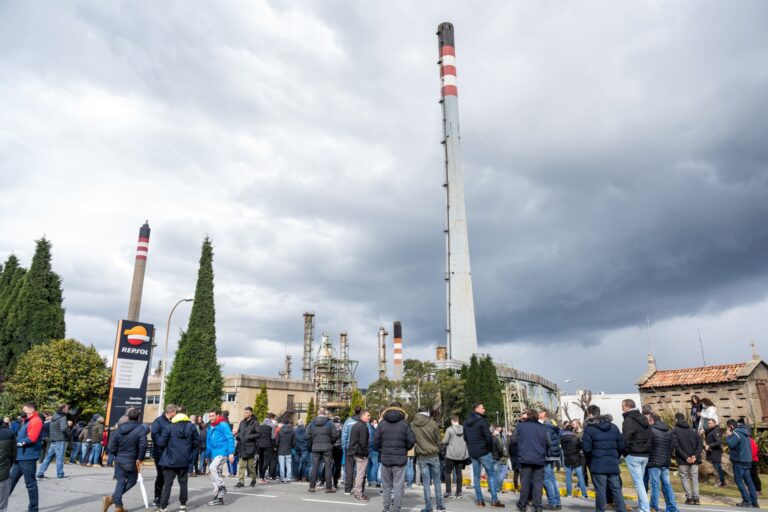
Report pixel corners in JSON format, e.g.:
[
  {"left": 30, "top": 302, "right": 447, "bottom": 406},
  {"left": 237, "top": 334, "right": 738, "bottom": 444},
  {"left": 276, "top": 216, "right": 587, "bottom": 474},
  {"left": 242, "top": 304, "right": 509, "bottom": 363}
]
[{"left": 639, "top": 363, "right": 746, "bottom": 389}]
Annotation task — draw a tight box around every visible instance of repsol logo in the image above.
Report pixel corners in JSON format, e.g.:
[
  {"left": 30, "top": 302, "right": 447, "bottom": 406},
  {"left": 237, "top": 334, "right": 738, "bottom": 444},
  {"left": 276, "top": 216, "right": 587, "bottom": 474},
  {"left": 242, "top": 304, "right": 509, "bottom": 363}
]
[{"left": 121, "top": 347, "right": 149, "bottom": 356}]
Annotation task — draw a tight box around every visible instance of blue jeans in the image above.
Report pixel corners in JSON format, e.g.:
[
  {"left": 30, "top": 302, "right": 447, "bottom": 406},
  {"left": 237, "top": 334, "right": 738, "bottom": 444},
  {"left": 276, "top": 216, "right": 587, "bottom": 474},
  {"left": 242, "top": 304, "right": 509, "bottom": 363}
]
[
  {"left": 565, "top": 465, "right": 588, "bottom": 497},
  {"left": 593, "top": 473, "right": 626, "bottom": 512},
  {"left": 471, "top": 453, "right": 498, "bottom": 504},
  {"left": 625, "top": 455, "right": 650, "bottom": 512},
  {"left": 188, "top": 448, "right": 198, "bottom": 474},
  {"left": 734, "top": 461, "right": 759, "bottom": 506},
  {"left": 418, "top": 456, "right": 444, "bottom": 511},
  {"left": 648, "top": 467, "right": 677, "bottom": 512},
  {"left": 38, "top": 440, "right": 66, "bottom": 478},
  {"left": 10, "top": 460, "right": 38, "bottom": 512},
  {"left": 712, "top": 462, "right": 725, "bottom": 485},
  {"left": 89, "top": 444, "right": 103, "bottom": 466},
  {"left": 495, "top": 460, "right": 508, "bottom": 493},
  {"left": 543, "top": 462, "right": 561, "bottom": 506},
  {"left": 112, "top": 463, "right": 138, "bottom": 507},
  {"left": 366, "top": 451, "right": 379, "bottom": 484},
  {"left": 69, "top": 442, "right": 82, "bottom": 464},
  {"left": 406, "top": 456, "right": 414, "bottom": 486},
  {"left": 279, "top": 455, "right": 293, "bottom": 481}
]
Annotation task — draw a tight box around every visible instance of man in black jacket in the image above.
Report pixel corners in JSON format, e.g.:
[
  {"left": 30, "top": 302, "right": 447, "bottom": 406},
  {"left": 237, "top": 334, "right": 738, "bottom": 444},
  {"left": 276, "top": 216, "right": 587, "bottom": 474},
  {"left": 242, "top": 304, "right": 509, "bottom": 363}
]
[
  {"left": 276, "top": 421, "right": 296, "bottom": 483},
  {"left": 36, "top": 404, "right": 69, "bottom": 479},
  {"left": 0, "top": 422, "right": 17, "bottom": 512},
  {"left": 348, "top": 410, "right": 371, "bottom": 501},
  {"left": 703, "top": 418, "right": 725, "bottom": 487},
  {"left": 257, "top": 415, "right": 275, "bottom": 483},
  {"left": 646, "top": 414, "right": 677, "bottom": 512},
  {"left": 157, "top": 407, "right": 199, "bottom": 512},
  {"left": 375, "top": 402, "right": 416, "bottom": 512},
  {"left": 463, "top": 403, "right": 500, "bottom": 508},
  {"left": 235, "top": 407, "right": 259, "bottom": 488},
  {"left": 672, "top": 413, "right": 702, "bottom": 505},
  {"left": 621, "top": 399, "right": 651, "bottom": 512},
  {"left": 150, "top": 404, "right": 177, "bottom": 508},
  {"left": 307, "top": 408, "right": 339, "bottom": 493},
  {"left": 101, "top": 408, "right": 147, "bottom": 512}
]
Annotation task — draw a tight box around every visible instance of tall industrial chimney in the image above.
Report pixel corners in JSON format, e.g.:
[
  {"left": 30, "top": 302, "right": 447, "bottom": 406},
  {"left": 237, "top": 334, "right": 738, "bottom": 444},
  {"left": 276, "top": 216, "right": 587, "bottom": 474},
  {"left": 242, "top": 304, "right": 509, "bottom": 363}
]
[
  {"left": 393, "top": 321, "right": 403, "bottom": 380},
  {"left": 436, "top": 23, "right": 478, "bottom": 363},
  {"left": 302, "top": 312, "right": 315, "bottom": 381},
  {"left": 127, "top": 221, "right": 150, "bottom": 321},
  {"left": 339, "top": 331, "right": 349, "bottom": 361},
  {"left": 377, "top": 326, "right": 388, "bottom": 380},
  {"left": 280, "top": 354, "right": 293, "bottom": 379}
]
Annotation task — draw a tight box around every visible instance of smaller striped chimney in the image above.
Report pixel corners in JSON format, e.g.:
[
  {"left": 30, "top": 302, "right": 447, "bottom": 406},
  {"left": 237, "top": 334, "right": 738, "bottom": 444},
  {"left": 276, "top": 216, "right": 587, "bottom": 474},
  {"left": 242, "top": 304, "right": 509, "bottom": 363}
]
[
  {"left": 393, "top": 321, "right": 403, "bottom": 381},
  {"left": 127, "top": 221, "right": 150, "bottom": 321}
]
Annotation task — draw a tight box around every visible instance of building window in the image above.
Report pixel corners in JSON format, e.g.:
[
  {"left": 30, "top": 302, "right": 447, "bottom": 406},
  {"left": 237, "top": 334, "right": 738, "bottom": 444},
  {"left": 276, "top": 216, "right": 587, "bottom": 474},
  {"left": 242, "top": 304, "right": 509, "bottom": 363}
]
[
  {"left": 222, "top": 393, "right": 237, "bottom": 403},
  {"left": 146, "top": 395, "right": 160, "bottom": 405}
]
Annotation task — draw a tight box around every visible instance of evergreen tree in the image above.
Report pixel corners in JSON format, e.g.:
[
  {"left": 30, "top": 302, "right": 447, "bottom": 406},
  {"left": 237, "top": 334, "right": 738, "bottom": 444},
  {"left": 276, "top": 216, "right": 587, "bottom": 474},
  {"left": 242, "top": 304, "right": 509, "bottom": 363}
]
[
  {"left": 0, "top": 257, "right": 26, "bottom": 377},
  {"left": 479, "top": 355, "right": 504, "bottom": 426},
  {"left": 463, "top": 355, "right": 482, "bottom": 418},
  {"left": 349, "top": 389, "right": 364, "bottom": 412},
  {"left": 306, "top": 396, "right": 316, "bottom": 422},
  {"left": 1, "top": 239, "right": 65, "bottom": 373},
  {"left": 164, "top": 237, "right": 224, "bottom": 414},
  {"left": 253, "top": 383, "right": 269, "bottom": 422}
]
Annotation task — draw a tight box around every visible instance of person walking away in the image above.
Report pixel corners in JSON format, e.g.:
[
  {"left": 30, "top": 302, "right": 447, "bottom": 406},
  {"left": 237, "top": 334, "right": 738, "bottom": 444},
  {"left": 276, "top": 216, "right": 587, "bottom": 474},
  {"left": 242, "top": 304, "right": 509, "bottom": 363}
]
[
  {"left": 276, "top": 420, "right": 296, "bottom": 483},
  {"left": 412, "top": 406, "right": 446, "bottom": 512},
  {"left": 671, "top": 412, "right": 702, "bottom": 505},
  {"left": 366, "top": 419, "right": 380, "bottom": 487},
  {"left": 646, "top": 414, "right": 677, "bottom": 512},
  {"left": 561, "top": 424, "right": 588, "bottom": 499},
  {"left": 444, "top": 415, "right": 469, "bottom": 499},
  {"left": 348, "top": 409, "right": 371, "bottom": 501},
  {"left": 100, "top": 408, "right": 147, "bottom": 512},
  {"left": 257, "top": 414, "right": 275, "bottom": 483},
  {"left": 9, "top": 402, "right": 44, "bottom": 512},
  {"left": 0, "top": 419, "right": 17, "bottom": 512},
  {"left": 539, "top": 410, "right": 561, "bottom": 510},
  {"left": 234, "top": 407, "right": 259, "bottom": 488},
  {"left": 696, "top": 399, "right": 718, "bottom": 434},
  {"left": 157, "top": 407, "right": 199, "bottom": 512},
  {"left": 36, "top": 404, "right": 69, "bottom": 479},
  {"left": 511, "top": 409, "right": 547, "bottom": 512},
  {"left": 464, "top": 403, "right": 501, "bottom": 508},
  {"left": 342, "top": 406, "right": 362, "bottom": 494},
  {"left": 726, "top": 419, "right": 759, "bottom": 507},
  {"left": 375, "top": 402, "right": 415, "bottom": 512},
  {"left": 150, "top": 404, "right": 177, "bottom": 508},
  {"left": 621, "top": 399, "right": 652, "bottom": 512},
  {"left": 205, "top": 409, "right": 236, "bottom": 506},
  {"left": 307, "top": 407, "right": 339, "bottom": 493},
  {"left": 703, "top": 419, "right": 725, "bottom": 487},
  {"left": 582, "top": 406, "right": 627, "bottom": 512},
  {"left": 294, "top": 420, "right": 309, "bottom": 481}
]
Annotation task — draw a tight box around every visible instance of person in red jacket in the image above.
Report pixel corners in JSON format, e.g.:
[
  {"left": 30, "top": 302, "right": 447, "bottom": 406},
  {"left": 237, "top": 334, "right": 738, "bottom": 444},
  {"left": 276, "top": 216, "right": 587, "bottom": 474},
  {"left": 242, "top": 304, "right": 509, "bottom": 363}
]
[
  {"left": 750, "top": 436, "right": 762, "bottom": 496},
  {"left": 9, "top": 402, "right": 44, "bottom": 512}
]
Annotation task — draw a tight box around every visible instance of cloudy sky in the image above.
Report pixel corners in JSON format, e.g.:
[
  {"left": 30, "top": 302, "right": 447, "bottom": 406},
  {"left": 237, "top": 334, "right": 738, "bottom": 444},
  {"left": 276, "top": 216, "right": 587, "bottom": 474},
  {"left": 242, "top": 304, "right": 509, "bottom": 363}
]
[{"left": 1, "top": 1, "right": 767, "bottom": 393}]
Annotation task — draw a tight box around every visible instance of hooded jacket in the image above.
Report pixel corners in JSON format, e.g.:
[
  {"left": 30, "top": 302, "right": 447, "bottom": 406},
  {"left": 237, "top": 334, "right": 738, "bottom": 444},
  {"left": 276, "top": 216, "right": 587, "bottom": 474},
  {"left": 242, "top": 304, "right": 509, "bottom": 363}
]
[
  {"left": 647, "top": 421, "right": 673, "bottom": 468},
  {"left": 108, "top": 421, "right": 147, "bottom": 467},
  {"left": 236, "top": 416, "right": 260, "bottom": 458},
  {"left": 726, "top": 425, "right": 753, "bottom": 464},
  {"left": 49, "top": 412, "right": 69, "bottom": 443},
  {"left": 205, "top": 416, "right": 236, "bottom": 460},
  {"left": 307, "top": 415, "right": 337, "bottom": 453},
  {"left": 463, "top": 412, "right": 493, "bottom": 459},
  {"left": 704, "top": 425, "right": 723, "bottom": 464},
  {"left": 258, "top": 420, "right": 275, "bottom": 449},
  {"left": 443, "top": 424, "right": 469, "bottom": 461},
  {"left": 411, "top": 413, "right": 440, "bottom": 457},
  {"left": 374, "top": 407, "right": 415, "bottom": 466},
  {"left": 543, "top": 421, "right": 562, "bottom": 461},
  {"left": 511, "top": 418, "right": 548, "bottom": 466},
  {"left": 342, "top": 415, "right": 359, "bottom": 451},
  {"left": 582, "top": 415, "right": 624, "bottom": 475},
  {"left": 621, "top": 409, "right": 652, "bottom": 457},
  {"left": 294, "top": 425, "right": 308, "bottom": 452},
  {"left": 348, "top": 420, "right": 370, "bottom": 458},
  {"left": 158, "top": 414, "right": 200, "bottom": 468},
  {"left": 561, "top": 430, "right": 584, "bottom": 468},
  {"left": 0, "top": 427, "right": 17, "bottom": 481},
  {"left": 276, "top": 424, "right": 295, "bottom": 456},
  {"left": 672, "top": 418, "right": 702, "bottom": 465},
  {"left": 150, "top": 414, "right": 172, "bottom": 461}
]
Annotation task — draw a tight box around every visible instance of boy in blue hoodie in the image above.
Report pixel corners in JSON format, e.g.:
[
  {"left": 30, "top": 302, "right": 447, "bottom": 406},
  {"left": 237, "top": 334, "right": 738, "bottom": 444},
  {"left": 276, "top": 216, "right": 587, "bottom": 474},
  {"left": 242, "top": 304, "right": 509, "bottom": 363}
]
[{"left": 205, "top": 409, "right": 235, "bottom": 506}]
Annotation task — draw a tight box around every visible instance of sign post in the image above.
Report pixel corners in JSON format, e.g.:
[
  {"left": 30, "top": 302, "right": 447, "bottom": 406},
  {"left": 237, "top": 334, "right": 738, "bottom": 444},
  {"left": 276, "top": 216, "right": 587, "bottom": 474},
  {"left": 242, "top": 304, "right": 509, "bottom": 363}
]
[{"left": 106, "top": 319, "right": 154, "bottom": 427}]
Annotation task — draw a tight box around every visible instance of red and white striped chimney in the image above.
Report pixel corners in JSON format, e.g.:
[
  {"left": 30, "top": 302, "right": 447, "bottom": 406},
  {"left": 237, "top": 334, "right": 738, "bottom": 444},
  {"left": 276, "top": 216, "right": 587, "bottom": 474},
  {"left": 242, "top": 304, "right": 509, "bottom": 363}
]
[
  {"left": 127, "top": 221, "right": 150, "bottom": 321},
  {"left": 393, "top": 321, "right": 403, "bottom": 380}
]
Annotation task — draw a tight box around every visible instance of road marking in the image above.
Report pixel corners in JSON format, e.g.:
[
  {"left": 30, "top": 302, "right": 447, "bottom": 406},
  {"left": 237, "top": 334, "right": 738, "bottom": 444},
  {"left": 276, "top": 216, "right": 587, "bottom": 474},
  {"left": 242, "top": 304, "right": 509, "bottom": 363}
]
[
  {"left": 303, "top": 498, "right": 367, "bottom": 506},
  {"left": 228, "top": 491, "right": 277, "bottom": 498}
]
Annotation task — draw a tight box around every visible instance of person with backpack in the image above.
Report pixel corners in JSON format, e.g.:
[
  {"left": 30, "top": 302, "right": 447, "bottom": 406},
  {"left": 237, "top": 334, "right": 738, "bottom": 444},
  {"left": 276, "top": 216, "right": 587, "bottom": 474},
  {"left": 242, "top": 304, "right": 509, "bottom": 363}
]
[{"left": 671, "top": 412, "right": 702, "bottom": 505}]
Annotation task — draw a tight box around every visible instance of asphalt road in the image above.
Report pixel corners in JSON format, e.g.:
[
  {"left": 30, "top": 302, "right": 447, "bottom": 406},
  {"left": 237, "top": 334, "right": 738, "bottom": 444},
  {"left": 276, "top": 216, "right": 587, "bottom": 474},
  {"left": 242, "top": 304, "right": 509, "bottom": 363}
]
[{"left": 6, "top": 463, "right": 760, "bottom": 512}]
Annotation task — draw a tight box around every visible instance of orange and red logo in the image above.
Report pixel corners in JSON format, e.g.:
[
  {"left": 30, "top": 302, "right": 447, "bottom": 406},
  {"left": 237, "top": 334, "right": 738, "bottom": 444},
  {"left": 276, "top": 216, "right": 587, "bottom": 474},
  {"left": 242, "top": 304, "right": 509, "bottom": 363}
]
[{"left": 124, "top": 326, "right": 150, "bottom": 346}]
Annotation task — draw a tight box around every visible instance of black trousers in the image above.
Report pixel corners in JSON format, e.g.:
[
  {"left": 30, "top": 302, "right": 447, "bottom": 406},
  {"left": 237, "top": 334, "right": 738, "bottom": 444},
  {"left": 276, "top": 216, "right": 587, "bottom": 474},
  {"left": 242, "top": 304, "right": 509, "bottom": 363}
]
[
  {"left": 444, "top": 458, "right": 465, "bottom": 496},
  {"left": 344, "top": 450, "right": 356, "bottom": 492},
  {"left": 310, "top": 451, "right": 334, "bottom": 489},
  {"left": 751, "top": 462, "right": 762, "bottom": 492},
  {"left": 160, "top": 467, "right": 188, "bottom": 508},
  {"left": 153, "top": 461, "right": 165, "bottom": 501},
  {"left": 257, "top": 447, "right": 272, "bottom": 479},
  {"left": 518, "top": 464, "right": 544, "bottom": 510},
  {"left": 269, "top": 449, "right": 278, "bottom": 478},
  {"left": 332, "top": 446, "right": 343, "bottom": 487}
]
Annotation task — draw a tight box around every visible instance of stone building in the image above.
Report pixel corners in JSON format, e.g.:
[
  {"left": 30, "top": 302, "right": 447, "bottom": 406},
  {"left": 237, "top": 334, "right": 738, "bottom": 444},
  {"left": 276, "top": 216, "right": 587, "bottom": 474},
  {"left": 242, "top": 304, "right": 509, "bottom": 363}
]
[{"left": 636, "top": 351, "right": 768, "bottom": 428}]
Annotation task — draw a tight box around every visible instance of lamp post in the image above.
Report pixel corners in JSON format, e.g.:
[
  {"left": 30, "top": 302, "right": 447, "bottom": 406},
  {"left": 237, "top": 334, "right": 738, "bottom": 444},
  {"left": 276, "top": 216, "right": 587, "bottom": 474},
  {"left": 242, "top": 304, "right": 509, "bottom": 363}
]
[
  {"left": 416, "top": 372, "right": 435, "bottom": 409},
  {"left": 157, "top": 298, "right": 193, "bottom": 414}
]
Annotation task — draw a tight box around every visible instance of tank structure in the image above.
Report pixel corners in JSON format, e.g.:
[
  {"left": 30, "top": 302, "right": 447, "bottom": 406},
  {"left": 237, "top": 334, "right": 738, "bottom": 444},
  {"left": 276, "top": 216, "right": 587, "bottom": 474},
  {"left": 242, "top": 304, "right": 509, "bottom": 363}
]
[{"left": 314, "top": 332, "right": 358, "bottom": 411}]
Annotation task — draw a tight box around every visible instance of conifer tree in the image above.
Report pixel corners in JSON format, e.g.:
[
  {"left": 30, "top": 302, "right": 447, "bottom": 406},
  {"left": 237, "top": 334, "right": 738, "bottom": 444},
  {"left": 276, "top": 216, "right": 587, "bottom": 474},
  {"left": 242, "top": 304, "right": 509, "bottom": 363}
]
[
  {"left": 253, "top": 383, "right": 269, "bottom": 422},
  {"left": 479, "top": 355, "right": 504, "bottom": 426},
  {"left": 306, "top": 396, "right": 316, "bottom": 422},
  {"left": 164, "top": 237, "right": 224, "bottom": 414},
  {"left": 463, "top": 355, "right": 482, "bottom": 417}
]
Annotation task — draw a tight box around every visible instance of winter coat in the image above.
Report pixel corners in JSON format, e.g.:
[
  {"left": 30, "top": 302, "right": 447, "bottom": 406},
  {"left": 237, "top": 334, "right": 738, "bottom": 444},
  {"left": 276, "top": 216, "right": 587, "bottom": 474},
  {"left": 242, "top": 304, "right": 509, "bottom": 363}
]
[
  {"left": 511, "top": 419, "right": 548, "bottom": 466},
  {"left": 582, "top": 415, "right": 625, "bottom": 475},
  {"left": 333, "top": 421, "right": 343, "bottom": 448},
  {"left": 342, "top": 415, "right": 359, "bottom": 451},
  {"left": 158, "top": 414, "right": 200, "bottom": 468},
  {"left": 0, "top": 427, "right": 17, "bottom": 481},
  {"left": 276, "top": 424, "right": 295, "bottom": 456},
  {"left": 699, "top": 406, "right": 719, "bottom": 431},
  {"left": 15, "top": 414, "right": 44, "bottom": 461},
  {"left": 205, "top": 416, "right": 236, "bottom": 460},
  {"left": 294, "top": 425, "right": 308, "bottom": 452},
  {"left": 543, "top": 421, "right": 562, "bottom": 461},
  {"left": 752, "top": 437, "right": 759, "bottom": 463},
  {"left": 236, "top": 416, "right": 260, "bottom": 458},
  {"left": 561, "top": 431, "right": 584, "bottom": 468},
  {"left": 411, "top": 413, "right": 440, "bottom": 457},
  {"left": 150, "top": 415, "right": 171, "bottom": 461},
  {"left": 198, "top": 423, "right": 208, "bottom": 451},
  {"left": 647, "top": 421, "right": 674, "bottom": 468},
  {"left": 49, "top": 412, "right": 69, "bottom": 443},
  {"left": 374, "top": 407, "right": 415, "bottom": 466},
  {"left": 307, "top": 416, "right": 338, "bottom": 453},
  {"left": 443, "top": 424, "right": 469, "bottom": 461},
  {"left": 71, "top": 424, "right": 84, "bottom": 445},
  {"left": 491, "top": 435, "right": 507, "bottom": 462},
  {"left": 258, "top": 421, "right": 275, "bottom": 449},
  {"left": 348, "top": 420, "right": 370, "bottom": 458},
  {"left": 705, "top": 425, "right": 723, "bottom": 464},
  {"left": 508, "top": 434, "right": 519, "bottom": 463},
  {"left": 463, "top": 412, "right": 493, "bottom": 459},
  {"left": 108, "top": 421, "right": 147, "bottom": 467},
  {"left": 621, "top": 409, "right": 652, "bottom": 457},
  {"left": 726, "top": 425, "right": 753, "bottom": 464},
  {"left": 672, "top": 419, "right": 702, "bottom": 465}
]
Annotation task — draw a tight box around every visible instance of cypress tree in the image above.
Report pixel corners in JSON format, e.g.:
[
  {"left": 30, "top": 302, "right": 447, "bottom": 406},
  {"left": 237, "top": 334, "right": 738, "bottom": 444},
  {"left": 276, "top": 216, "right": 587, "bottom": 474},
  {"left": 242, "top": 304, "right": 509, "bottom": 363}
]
[
  {"left": 164, "top": 237, "right": 224, "bottom": 414},
  {"left": 479, "top": 355, "right": 504, "bottom": 426},
  {"left": 0, "top": 256, "right": 27, "bottom": 376},
  {"left": 463, "top": 355, "right": 482, "bottom": 418},
  {"left": 1, "top": 239, "right": 65, "bottom": 373},
  {"left": 253, "top": 383, "right": 269, "bottom": 422},
  {"left": 306, "top": 396, "right": 316, "bottom": 422}
]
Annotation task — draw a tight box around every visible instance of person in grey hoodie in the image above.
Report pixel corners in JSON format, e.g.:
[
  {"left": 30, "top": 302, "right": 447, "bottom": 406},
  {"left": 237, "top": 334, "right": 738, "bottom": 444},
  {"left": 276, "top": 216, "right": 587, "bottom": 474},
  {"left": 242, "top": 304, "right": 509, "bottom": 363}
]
[
  {"left": 443, "top": 415, "right": 469, "bottom": 499},
  {"left": 36, "top": 404, "right": 69, "bottom": 479}
]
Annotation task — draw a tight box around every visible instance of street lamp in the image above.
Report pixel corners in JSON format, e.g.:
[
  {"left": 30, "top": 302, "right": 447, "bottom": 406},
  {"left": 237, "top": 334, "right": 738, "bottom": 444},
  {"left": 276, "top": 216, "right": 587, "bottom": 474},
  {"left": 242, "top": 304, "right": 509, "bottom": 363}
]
[
  {"left": 416, "top": 372, "right": 436, "bottom": 409},
  {"left": 157, "top": 298, "right": 193, "bottom": 414}
]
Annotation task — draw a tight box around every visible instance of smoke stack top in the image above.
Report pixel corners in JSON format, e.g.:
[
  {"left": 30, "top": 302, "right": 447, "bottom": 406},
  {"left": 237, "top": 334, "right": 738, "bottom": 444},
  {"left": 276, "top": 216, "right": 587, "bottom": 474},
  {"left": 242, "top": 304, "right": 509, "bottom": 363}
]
[
  {"left": 437, "top": 22, "right": 458, "bottom": 97},
  {"left": 394, "top": 321, "right": 402, "bottom": 339}
]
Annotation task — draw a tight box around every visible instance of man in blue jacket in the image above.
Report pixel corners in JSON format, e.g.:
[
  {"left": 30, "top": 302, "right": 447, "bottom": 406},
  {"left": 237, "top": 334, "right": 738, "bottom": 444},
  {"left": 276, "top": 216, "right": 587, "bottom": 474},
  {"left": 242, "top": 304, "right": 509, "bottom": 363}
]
[
  {"left": 157, "top": 406, "right": 199, "bottom": 512},
  {"left": 511, "top": 410, "right": 548, "bottom": 512},
  {"left": 9, "top": 402, "right": 43, "bottom": 512},
  {"left": 101, "top": 408, "right": 147, "bottom": 512},
  {"left": 293, "top": 420, "right": 309, "bottom": 481},
  {"left": 582, "top": 406, "right": 626, "bottom": 512},
  {"left": 463, "top": 403, "right": 502, "bottom": 508},
  {"left": 205, "top": 409, "right": 236, "bottom": 506},
  {"left": 726, "top": 419, "right": 759, "bottom": 508}
]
